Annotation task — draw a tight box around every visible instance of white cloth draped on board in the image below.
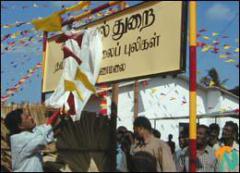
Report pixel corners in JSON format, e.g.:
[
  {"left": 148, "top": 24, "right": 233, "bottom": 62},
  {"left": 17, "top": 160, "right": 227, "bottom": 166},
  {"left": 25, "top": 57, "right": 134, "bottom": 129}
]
[{"left": 45, "top": 28, "right": 102, "bottom": 121}]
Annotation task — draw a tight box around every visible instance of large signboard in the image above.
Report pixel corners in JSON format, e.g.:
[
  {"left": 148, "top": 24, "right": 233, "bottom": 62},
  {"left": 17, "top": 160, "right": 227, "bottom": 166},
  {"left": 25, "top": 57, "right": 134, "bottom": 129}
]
[{"left": 42, "top": 1, "right": 188, "bottom": 92}]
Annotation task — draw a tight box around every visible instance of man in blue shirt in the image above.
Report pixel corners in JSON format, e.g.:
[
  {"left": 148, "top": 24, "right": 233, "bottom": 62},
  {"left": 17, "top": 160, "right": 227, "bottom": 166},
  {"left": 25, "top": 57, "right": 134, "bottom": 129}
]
[{"left": 4, "top": 108, "right": 62, "bottom": 172}]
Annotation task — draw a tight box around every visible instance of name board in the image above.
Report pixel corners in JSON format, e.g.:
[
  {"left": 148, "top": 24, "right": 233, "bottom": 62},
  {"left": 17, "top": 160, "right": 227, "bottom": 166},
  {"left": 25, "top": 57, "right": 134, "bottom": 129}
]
[{"left": 42, "top": 1, "right": 187, "bottom": 92}]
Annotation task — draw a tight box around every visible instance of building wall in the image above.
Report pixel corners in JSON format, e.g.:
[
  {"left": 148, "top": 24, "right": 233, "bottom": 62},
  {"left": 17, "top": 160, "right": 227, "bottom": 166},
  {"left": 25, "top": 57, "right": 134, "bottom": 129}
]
[{"left": 83, "top": 76, "right": 239, "bottom": 149}]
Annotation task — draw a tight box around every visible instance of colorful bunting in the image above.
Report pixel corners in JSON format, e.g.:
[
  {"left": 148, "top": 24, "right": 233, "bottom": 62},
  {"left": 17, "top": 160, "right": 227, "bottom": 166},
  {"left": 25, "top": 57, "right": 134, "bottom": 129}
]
[
  {"left": 212, "top": 32, "right": 219, "bottom": 36},
  {"left": 225, "top": 59, "right": 235, "bottom": 63},
  {"left": 1, "top": 62, "right": 42, "bottom": 103},
  {"left": 99, "top": 83, "right": 108, "bottom": 116},
  {"left": 223, "top": 44, "right": 231, "bottom": 50}
]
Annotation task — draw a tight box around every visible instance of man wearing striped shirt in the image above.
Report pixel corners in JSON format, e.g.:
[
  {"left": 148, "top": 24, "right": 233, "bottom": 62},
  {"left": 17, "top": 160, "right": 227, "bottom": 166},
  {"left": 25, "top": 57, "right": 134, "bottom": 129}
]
[{"left": 178, "top": 124, "right": 217, "bottom": 172}]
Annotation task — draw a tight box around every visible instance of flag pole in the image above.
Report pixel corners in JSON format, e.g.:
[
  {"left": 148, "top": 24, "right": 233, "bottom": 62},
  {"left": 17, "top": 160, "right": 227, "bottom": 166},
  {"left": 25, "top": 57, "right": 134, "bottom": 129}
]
[
  {"left": 41, "top": 31, "right": 48, "bottom": 103},
  {"left": 189, "top": 1, "right": 197, "bottom": 172}
]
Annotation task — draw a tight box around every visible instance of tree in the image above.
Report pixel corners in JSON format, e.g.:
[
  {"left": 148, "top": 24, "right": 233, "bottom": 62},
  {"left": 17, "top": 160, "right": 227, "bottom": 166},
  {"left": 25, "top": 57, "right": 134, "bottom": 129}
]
[
  {"left": 200, "top": 68, "right": 229, "bottom": 88},
  {"left": 229, "top": 86, "right": 239, "bottom": 96}
]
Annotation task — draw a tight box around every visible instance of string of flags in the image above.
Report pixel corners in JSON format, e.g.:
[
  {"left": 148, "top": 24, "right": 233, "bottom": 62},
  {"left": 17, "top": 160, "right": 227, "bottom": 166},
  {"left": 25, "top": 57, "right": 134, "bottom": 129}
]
[
  {"left": 197, "top": 29, "right": 239, "bottom": 67},
  {"left": 1, "top": 63, "right": 42, "bottom": 103},
  {"left": 98, "top": 83, "right": 109, "bottom": 116},
  {"left": 1, "top": 3, "right": 51, "bottom": 10}
]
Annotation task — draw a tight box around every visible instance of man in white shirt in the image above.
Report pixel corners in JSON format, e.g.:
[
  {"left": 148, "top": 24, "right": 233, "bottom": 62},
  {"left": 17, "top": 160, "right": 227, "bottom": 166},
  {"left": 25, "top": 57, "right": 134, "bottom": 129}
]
[{"left": 4, "top": 108, "right": 61, "bottom": 172}]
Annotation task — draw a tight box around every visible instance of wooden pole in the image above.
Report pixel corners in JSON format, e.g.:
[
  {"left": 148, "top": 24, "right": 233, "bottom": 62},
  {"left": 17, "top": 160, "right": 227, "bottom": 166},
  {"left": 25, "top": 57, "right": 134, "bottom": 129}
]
[
  {"left": 109, "top": 2, "right": 125, "bottom": 172},
  {"left": 189, "top": 1, "right": 197, "bottom": 172},
  {"left": 110, "top": 83, "right": 118, "bottom": 171},
  {"left": 41, "top": 31, "right": 48, "bottom": 103},
  {"left": 134, "top": 81, "right": 139, "bottom": 119}
]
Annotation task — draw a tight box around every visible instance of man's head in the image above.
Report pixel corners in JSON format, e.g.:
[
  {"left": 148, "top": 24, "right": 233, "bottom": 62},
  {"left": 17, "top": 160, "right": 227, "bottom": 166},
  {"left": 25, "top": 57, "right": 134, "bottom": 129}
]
[
  {"left": 116, "top": 126, "right": 127, "bottom": 143},
  {"left": 222, "top": 121, "right": 236, "bottom": 144},
  {"left": 133, "top": 116, "right": 152, "bottom": 139},
  {"left": 179, "top": 132, "right": 189, "bottom": 149},
  {"left": 168, "top": 134, "right": 173, "bottom": 141},
  {"left": 197, "top": 124, "right": 209, "bottom": 148},
  {"left": 4, "top": 109, "right": 36, "bottom": 135},
  {"left": 208, "top": 123, "right": 220, "bottom": 147}
]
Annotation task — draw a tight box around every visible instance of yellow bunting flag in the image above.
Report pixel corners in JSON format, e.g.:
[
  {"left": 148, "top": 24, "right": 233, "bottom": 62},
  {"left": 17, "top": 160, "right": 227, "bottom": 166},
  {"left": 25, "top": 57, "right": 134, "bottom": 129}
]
[
  {"left": 202, "top": 36, "right": 209, "bottom": 40},
  {"left": 3, "top": 25, "right": 11, "bottom": 29},
  {"left": 212, "top": 32, "right": 219, "bottom": 36},
  {"left": 219, "top": 54, "right": 228, "bottom": 59},
  {"left": 65, "top": 1, "right": 90, "bottom": 12},
  {"left": 32, "top": 1, "right": 90, "bottom": 32},
  {"left": 234, "top": 48, "right": 239, "bottom": 53},
  {"left": 223, "top": 45, "right": 231, "bottom": 50},
  {"left": 202, "top": 45, "right": 213, "bottom": 52},
  {"left": 75, "top": 68, "right": 96, "bottom": 93},
  {"left": 10, "top": 33, "right": 17, "bottom": 39},
  {"left": 209, "top": 80, "right": 215, "bottom": 87},
  {"left": 64, "top": 80, "right": 84, "bottom": 101},
  {"left": 225, "top": 59, "right": 235, "bottom": 63},
  {"left": 31, "top": 11, "right": 64, "bottom": 32}
]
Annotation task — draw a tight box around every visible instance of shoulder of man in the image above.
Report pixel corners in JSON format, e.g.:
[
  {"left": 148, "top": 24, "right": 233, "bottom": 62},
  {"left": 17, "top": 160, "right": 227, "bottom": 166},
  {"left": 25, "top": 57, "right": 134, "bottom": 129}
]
[
  {"left": 157, "top": 139, "right": 172, "bottom": 151},
  {"left": 10, "top": 131, "right": 34, "bottom": 149}
]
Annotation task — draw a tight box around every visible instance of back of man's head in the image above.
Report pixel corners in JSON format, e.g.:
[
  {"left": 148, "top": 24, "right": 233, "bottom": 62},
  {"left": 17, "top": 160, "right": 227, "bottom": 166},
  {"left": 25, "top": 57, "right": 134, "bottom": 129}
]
[
  {"left": 4, "top": 109, "right": 23, "bottom": 135},
  {"left": 209, "top": 123, "right": 220, "bottom": 135},
  {"left": 133, "top": 116, "right": 152, "bottom": 132}
]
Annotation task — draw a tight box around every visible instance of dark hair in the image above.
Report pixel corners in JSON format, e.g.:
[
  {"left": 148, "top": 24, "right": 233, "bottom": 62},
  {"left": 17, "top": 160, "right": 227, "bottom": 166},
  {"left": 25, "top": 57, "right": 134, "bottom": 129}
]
[
  {"left": 133, "top": 116, "right": 152, "bottom": 131},
  {"left": 117, "top": 126, "right": 127, "bottom": 134},
  {"left": 198, "top": 124, "right": 209, "bottom": 134},
  {"left": 209, "top": 123, "right": 220, "bottom": 134},
  {"left": 131, "top": 151, "right": 157, "bottom": 172},
  {"left": 225, "top": 121, "right": 238, "bottom": 137},
  {"left": 4, "top": 109, "right": 23, "bottom": 135},
  {"left": 225, "top": 121, "right": 236, "bottom": 130},
  {"left": 152, "top": 129, "right": 161, "bottom": 138},
  {"left": 168, "top": 134, "right": 173, "bottom": 139}
]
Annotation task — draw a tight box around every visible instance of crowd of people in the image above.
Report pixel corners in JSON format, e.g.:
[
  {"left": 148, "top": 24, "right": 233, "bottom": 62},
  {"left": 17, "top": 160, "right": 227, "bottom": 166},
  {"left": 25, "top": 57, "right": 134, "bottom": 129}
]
[
  {"left": 3, "top": 108, "right": 239, "bottom": 172},
  {"left": 116, "top": 116, "right": 239, "bottom": 172}
]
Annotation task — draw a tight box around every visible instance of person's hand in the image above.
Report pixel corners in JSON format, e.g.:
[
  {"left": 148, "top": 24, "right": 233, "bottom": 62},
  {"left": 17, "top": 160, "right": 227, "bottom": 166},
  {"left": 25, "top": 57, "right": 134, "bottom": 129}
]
[{"left": 54, "top": 117, "right": 61, "bottom": 127}]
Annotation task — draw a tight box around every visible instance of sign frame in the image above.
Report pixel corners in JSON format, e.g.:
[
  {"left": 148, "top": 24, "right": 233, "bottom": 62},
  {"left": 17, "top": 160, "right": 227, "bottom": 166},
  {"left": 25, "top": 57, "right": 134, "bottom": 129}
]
[{"left": 42, "top": 1, "right": 188, "bottom": 93}]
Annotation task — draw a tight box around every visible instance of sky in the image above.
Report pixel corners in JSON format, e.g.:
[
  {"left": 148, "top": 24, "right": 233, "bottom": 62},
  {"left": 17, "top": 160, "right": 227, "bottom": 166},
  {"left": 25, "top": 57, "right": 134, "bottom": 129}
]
[{"left": 1, "top": 1, "right": 239, "bottom": 104}]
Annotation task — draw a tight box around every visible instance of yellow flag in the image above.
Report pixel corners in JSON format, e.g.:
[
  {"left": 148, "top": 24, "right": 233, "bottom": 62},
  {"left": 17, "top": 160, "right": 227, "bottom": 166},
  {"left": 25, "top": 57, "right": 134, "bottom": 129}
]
[
  {"left": 223, "top": 45, "right": 231, "bottom": 50},
  {"left": 31, "top": 11, "right": 64, "bottom": 32},
  {"left": 64, "top": 80, "right": 84, "bottom": 101},
  {"left": 209, "top": 80, "right": 215, "bottom": 87},
  {"left": 219, "top": 54, "right": 228, "bottom": 58},
  {"left": 234, "top": 48, "right": 239, "bottom": 53},
  {"left": 11, "top": 33, "right": 17, "bottom": 39},
  {"left": 212, "top": 32, "right": 219, "bottom": 36},
  {"left": 225, "top": 59, "right": 235, "bottom": 63},
  {"left": 202, "top": 45, "right": 213, "bottom": 52},
  {"left": 3, "top": 25, "right": 11, "bottom": 28},
  {"left": 31, "top": 2, "right": 90, "bottom": 32},
  {"left": 75, "top": 68, "right": 96, "bottom": 93},
  {"left": 202, "top": 36, "right": 209, "bottom": 40},
  {"left": 65, "top": 1, "right": 90, "bottom": 12}
]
